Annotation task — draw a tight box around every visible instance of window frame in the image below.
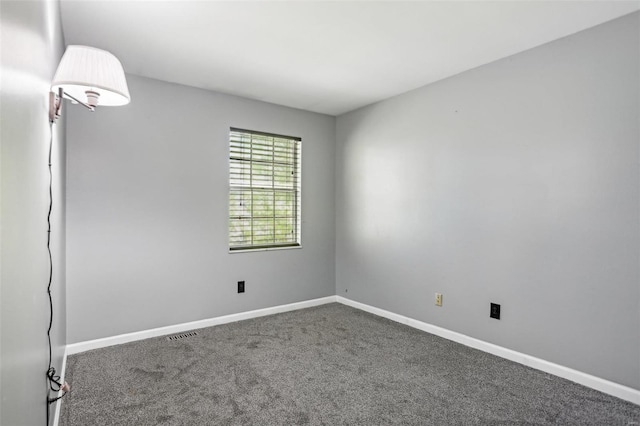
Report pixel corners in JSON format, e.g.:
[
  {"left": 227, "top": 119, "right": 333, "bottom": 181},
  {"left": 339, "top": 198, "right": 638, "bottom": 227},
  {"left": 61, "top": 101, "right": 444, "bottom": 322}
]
[{"left": 228, "top": 127, "right": 302, "bottom": 252}]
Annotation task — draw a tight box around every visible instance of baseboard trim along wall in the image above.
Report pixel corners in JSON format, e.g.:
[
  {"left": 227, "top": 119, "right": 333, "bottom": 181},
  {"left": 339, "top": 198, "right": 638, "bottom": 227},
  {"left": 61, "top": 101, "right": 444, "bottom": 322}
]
[
  {"left": 66, "top": 296, "right": 337, "bottom": 355},
  {"left": 336, "top": 296, "right": 640, "bottom": 406},
  {"left": 63, "top": 295, "right": 639, "bottom": 407}
]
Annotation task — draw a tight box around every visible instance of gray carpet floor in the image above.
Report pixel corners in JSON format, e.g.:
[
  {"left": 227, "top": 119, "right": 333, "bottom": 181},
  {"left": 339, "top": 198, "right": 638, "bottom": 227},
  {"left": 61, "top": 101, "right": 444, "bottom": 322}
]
[{"left": 60, "top": 303, "right": 640, "bottom": 425}]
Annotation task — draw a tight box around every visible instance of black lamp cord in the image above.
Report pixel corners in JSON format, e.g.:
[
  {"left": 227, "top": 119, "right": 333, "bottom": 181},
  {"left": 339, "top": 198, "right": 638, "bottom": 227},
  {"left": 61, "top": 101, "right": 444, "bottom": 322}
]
[{"left": 46, "top": 121, "right": 67, "bottom": 424}]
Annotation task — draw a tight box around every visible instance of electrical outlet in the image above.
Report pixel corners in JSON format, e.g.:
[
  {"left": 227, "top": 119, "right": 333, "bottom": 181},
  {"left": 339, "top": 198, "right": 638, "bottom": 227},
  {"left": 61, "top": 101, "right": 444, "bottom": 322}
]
[
  {"left": 490, "top": 303, "right": 500, "bottom": 319},
  {"left": 435, "top": 293, "right": 443, "bottom": 307},
  {"left": 237, "top": 281, "right": 245, "bottom": 293}
]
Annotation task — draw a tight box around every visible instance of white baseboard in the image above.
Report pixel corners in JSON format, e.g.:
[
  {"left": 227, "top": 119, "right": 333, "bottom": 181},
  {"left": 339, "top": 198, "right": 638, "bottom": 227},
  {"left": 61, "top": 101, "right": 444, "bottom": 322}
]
[
  {"left": 336, "top": 296, "right": 640, "bottom": 406},
  {"left": 62, "top": 294, "right": 639, "bottom": 406},
  {"left": 52, "top": 346, "right": 68, "bottom": 426},
  {"left": 66, "top": 296, "right": 337, "bottom": 355}
]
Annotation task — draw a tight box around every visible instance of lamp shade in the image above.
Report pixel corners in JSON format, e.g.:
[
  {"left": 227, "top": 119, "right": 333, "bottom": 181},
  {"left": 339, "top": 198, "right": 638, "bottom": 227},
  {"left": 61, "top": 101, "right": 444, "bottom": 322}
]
[{"left": 51, "top": 45, "right": 130, "bottom": 107}]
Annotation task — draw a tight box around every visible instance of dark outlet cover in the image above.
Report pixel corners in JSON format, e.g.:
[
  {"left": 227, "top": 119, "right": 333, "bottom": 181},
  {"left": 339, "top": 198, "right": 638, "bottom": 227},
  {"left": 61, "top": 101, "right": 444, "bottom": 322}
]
[
  {"left": 238, "top": 281, "right": 245, "bottom": 293},
  {"left": 490, "top": 303, "right": 501, "bottom": 320}
]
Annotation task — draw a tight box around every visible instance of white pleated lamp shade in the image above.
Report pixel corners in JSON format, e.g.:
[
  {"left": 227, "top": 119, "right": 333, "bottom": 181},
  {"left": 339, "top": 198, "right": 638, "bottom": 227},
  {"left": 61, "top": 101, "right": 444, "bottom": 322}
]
[{"left": 51, "top": 45, "right": 130, "bottom": 106}]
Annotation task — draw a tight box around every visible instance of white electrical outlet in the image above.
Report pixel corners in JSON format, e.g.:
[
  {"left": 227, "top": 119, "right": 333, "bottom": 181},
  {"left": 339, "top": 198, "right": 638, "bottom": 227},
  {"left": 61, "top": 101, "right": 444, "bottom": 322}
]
[{"left": 435, "top": 293, "right": 443, "bottom": 307}]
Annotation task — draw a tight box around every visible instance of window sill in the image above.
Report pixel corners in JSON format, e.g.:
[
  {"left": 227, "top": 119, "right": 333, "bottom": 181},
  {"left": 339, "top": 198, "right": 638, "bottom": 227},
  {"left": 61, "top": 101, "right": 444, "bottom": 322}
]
[{"left": 229, "top": 245, "right": 302, "bottom": 254}]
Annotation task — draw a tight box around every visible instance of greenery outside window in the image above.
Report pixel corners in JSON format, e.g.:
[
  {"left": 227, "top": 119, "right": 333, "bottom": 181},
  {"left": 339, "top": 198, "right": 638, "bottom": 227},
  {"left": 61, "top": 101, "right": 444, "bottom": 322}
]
[{"left": 229, "top": 128, "right": 301, "bottom": 251}]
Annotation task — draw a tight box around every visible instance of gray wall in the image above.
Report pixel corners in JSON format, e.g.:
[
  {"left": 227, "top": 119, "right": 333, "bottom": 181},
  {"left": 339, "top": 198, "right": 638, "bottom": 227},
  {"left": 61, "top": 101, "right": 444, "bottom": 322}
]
[
  {"left": 0, "top": 1, "right": 67, "bottom": 424},
  {"left": 66, "top": 74, "right": 336, "bottom": 343},
  {"left": 336, "top": 13, "right": 640, "bottom": 390}
]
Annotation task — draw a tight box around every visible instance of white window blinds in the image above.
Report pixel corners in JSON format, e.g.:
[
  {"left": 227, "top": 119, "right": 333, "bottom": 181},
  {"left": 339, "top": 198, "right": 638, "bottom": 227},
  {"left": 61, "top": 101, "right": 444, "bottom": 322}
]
[{"left": 229, "top": 128, "right": 301, "bottom": 251}]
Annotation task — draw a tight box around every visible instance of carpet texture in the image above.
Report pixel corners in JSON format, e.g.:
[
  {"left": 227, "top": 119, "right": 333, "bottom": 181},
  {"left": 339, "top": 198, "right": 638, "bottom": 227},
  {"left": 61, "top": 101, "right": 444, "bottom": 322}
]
[{"left": 60, "top": 303, "right": 640, "bottom": 425}]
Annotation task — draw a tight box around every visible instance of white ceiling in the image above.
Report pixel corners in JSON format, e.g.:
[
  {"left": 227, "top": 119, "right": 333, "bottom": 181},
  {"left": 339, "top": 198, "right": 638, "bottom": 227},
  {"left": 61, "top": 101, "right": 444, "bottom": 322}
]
[{"left": 60, "top": 1, "right": 640, "bottom": 116}]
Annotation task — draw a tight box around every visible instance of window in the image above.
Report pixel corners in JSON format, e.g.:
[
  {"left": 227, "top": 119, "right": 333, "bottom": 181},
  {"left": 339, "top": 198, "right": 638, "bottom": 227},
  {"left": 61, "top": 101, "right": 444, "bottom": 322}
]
[{"left": 229, "top": 128, "right": 301, "bottom": 251}]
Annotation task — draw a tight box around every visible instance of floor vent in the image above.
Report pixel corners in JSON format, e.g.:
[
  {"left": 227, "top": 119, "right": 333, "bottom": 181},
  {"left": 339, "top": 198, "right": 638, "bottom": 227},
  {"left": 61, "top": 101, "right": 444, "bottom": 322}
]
[{"left": 166, "top": 331, "right": 198, "bottom": 341}]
